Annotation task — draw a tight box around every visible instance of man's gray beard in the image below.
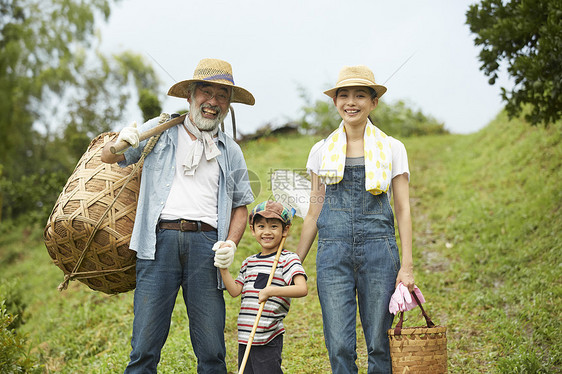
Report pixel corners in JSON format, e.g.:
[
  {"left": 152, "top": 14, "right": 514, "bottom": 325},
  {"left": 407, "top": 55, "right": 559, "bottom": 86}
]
[{"left": 190, "top": 102, "right": 228, "bottom": 131}]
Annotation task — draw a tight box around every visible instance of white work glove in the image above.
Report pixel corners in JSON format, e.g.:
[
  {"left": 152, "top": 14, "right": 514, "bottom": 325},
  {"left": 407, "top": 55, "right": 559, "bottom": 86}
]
[
  {"left": 212, "top": 240, "right": 237, "bottom": 269},
  {"left": 116, "top": 121, "right": 140, "bottom": 150}
]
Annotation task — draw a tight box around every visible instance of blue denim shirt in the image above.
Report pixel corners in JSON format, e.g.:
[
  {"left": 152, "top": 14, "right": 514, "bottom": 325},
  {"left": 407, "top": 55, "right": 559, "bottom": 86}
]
[{"left": 119, "top": 116, "right": 254, "bottom": 260}]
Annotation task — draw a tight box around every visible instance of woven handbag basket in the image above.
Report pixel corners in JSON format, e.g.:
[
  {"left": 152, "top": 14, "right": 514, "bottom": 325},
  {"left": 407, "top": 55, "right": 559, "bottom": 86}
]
[
  {"left": 387, "top": 293, "right": 448, "bottom": 373},
  {"left": 43, "top": 132, "right": 140, "bottom": 294}
]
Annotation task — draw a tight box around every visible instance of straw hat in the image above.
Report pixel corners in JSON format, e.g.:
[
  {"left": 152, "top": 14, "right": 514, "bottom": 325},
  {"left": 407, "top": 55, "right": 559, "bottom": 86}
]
[
  {"left": 324, "top": 65, "right": 387, "bottom": 99},
  {"left": 168, "top": 58, "right": 255, "bottom": 105}
]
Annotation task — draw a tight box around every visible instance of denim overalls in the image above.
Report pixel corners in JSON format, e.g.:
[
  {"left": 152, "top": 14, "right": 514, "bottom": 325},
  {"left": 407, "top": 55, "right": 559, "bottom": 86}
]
[{"left": 316, "top": 158, "right": 400, "bottom": 374}]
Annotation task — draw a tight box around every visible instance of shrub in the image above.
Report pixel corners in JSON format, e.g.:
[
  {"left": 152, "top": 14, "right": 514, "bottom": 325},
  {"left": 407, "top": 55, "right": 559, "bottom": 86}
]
[
  {"left": 0, "top": 170, "right": 68, "bottom": 225},
  {"left": 0, "top": 301, "right": 39, "bottom": 373},
  {"left": 0, "top": 280, "right": 26, "bottom": 330}
]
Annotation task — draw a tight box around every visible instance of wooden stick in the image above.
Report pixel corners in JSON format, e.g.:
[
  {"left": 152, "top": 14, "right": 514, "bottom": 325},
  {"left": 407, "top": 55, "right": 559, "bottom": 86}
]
[
  {"left": 109, "top": 113, "right": 187, "bottom": 154},
  {"left": 238, "top": 236, "right": 287, "bottom": 374}
]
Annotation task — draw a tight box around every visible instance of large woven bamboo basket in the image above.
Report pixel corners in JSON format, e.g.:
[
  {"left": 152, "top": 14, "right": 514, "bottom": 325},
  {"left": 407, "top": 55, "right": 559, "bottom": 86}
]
[{"left": 44, "top": 132, "right": 140, "bottom": 294}]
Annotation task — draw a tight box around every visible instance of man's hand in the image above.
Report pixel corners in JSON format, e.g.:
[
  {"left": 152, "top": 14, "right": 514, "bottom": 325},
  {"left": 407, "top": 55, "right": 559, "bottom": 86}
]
[
  {"left": 212, "top": 240, "right": 237, "bottom": 269},
  {"left": 116, "top": 121, "right": 140, "bottom": 152}
]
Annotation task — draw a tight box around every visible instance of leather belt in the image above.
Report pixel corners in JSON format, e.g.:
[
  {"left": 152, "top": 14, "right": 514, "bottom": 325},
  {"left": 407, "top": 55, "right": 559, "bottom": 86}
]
[{"left": 158, "top": 219, "right": 216, "bottom": 232}]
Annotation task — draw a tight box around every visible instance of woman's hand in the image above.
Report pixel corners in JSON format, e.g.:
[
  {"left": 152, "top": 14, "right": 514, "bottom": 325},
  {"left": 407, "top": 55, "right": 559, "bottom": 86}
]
[{"left": 396, "top": 267, "right": 415, "bottom": 292}]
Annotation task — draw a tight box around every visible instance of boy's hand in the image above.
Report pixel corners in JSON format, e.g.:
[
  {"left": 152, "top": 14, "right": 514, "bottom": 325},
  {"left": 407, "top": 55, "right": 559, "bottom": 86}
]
[
  {"left": 212, "top": 240, "right": 237, "bottom": 269},
  {"left": 258, "top": 286, "right": 273, "bottom": 304}
]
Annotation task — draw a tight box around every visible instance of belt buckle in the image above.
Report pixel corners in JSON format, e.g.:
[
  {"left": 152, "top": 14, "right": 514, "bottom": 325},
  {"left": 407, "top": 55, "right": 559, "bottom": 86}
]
[
  {"left": 179, "top": 219, "right": 200, "bottom": 232},
  {"left": 179, "top": 219, "right": 190, "bottom": 232}
]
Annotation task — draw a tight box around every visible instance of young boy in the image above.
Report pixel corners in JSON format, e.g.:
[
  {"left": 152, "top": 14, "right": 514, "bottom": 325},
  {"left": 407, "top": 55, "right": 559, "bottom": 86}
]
[{"left": 214, "top": 200, "right": 308, "bottom": 374}]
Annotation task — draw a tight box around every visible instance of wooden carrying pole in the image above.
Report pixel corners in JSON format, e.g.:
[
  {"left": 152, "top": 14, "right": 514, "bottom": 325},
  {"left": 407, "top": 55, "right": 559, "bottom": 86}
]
[
  {"left": 109, "top": 113, "right": 187, "bottom": 154},
  {"left": 238, "top": 236, "right": 287, "bottom": 374}
]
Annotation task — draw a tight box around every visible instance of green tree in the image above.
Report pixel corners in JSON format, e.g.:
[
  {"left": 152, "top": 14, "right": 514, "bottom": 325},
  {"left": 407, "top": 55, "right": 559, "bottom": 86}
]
[
  {"left": 0, "top": 0, "right": 112, "bottom": 174},
  {"left": 466, "top": 0, "right": 562, "bottom": 125},
  {"left": 114, "top": 50, "right": 163, "bottom": 121},
  {"left": 296, "top": 85, "right": 341, "bottom": 136},
  {"left": 371, "top": 101, "right": 447, "bottom": 137},
  {"left": 138, "top": 89, "right": 163, "bottom": 122},
  {"left": 0, "top": 0, "right": 163, "bottom": 222},
  {"left": 61, "top": 50, "right": 162, "bottom": 162}
]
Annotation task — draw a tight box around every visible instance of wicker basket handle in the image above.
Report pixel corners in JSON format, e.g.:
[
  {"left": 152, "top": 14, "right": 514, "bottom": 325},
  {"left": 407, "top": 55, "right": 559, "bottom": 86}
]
[{"left": 394, "top": 291, "right": 436, "bottom": 336}]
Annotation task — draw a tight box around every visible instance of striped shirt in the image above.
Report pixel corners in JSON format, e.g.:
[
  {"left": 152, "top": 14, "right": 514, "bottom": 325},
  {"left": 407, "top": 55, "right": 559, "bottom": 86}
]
[{"left": 235, "top": 250, "right": 306, "bottom": 345}]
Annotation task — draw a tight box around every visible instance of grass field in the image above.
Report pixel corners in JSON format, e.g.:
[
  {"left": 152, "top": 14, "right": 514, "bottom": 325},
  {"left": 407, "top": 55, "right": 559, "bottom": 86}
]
[{"left": 1, "top": 112, "right": 560, "bottom": 373}]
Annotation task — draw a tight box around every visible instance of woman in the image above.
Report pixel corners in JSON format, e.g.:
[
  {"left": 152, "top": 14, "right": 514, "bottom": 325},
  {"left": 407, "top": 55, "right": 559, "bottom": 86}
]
[{"left": 296, "top": 65, "right": 415, "bottom": 373}]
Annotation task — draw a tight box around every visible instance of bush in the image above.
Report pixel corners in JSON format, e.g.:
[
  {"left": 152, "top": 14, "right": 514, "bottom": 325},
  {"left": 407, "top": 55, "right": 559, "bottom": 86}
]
[
  {"left": 0, "top": 280, "right": 26, "bottom": 330},
  {"left": 0, "top": 170, "right": 68, "bottom": 225},
  {"left": 372, "top": 100, "right": 448, "bottom": 137},
  {"left": 0, "top": 301, "right": 39, "bottom": 373}
]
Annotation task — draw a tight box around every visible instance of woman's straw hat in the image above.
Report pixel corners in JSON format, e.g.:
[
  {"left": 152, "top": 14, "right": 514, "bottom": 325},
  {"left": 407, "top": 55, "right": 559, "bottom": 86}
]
[
  {"left": 324, "top": 65, "right": 387, "bottom": 99},
  {"left": 168, "top": 58, "right": 255, "bottom": 105}
]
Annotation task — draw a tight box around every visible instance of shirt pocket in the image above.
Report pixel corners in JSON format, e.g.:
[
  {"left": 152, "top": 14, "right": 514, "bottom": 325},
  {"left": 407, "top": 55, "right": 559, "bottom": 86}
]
[
  {"left": 253, "top": 272, "right": 270, "bottom": 289},
  {"left": 143, "top": 138, "right": 168, "bottom": 171}
]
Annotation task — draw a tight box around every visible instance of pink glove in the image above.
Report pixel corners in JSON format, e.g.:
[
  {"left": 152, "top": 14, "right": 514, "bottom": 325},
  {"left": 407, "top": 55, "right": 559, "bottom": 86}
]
[
  {"left": 389, "top": 289, "right": 404, "bottom": 314},
  {"left": 389, "top": 282, "right": 426, "bottom": 314}
]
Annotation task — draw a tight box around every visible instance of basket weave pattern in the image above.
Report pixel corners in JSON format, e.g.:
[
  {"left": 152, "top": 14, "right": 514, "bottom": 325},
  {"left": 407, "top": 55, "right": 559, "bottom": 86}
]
[
  {"left": 388, "top": 325, "right": 447, "bottom": 373},
  {"left": 44, "top": 132, "right": 140, "bottom": 294}
]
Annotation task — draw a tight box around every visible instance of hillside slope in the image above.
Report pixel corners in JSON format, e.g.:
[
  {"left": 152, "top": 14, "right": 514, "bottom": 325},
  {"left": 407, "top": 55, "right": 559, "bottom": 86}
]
[
  {"left": 404, "top": 112, "right": 561, "bottom": 372},
  {"left": 0, "top": 112, "right": 560, "bottom": 373}
]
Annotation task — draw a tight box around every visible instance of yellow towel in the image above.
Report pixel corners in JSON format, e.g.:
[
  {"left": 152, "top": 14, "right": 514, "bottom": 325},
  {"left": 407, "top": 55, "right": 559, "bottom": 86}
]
[{"left": 319, "top": 121, "right": 392, "bottom": 195}]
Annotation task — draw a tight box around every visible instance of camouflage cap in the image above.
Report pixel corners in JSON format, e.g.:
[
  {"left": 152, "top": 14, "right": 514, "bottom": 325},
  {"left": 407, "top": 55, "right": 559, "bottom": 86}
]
[{"left": 249, "top": 200, "right": 292, "bottom": 226}]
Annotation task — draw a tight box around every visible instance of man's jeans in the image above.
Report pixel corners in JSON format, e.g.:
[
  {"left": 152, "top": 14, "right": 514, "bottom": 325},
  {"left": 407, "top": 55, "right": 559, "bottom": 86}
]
[{"left": 124, "top": 228, "right": 226, "bottom": 373}]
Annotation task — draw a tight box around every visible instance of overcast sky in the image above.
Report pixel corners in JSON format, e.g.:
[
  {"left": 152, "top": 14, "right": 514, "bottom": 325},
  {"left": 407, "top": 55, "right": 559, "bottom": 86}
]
[{"left": 99, "top": 0, "right": 509, "bottom": 136}]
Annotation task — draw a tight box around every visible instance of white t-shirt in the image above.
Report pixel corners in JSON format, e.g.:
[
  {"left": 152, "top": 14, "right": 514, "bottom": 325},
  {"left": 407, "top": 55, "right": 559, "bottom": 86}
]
[
  {"left": 306, "top": 136, "right": 410, "bottom": 199},
  {"left": 160, "top": 126, "right": 220, "bottom": 227}
]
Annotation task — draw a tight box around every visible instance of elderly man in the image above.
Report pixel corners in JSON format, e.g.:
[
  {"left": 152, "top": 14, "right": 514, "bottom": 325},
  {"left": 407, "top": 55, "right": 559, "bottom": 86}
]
[{"left": 101, "top": 58, "right": 255, "bottom": 373}]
